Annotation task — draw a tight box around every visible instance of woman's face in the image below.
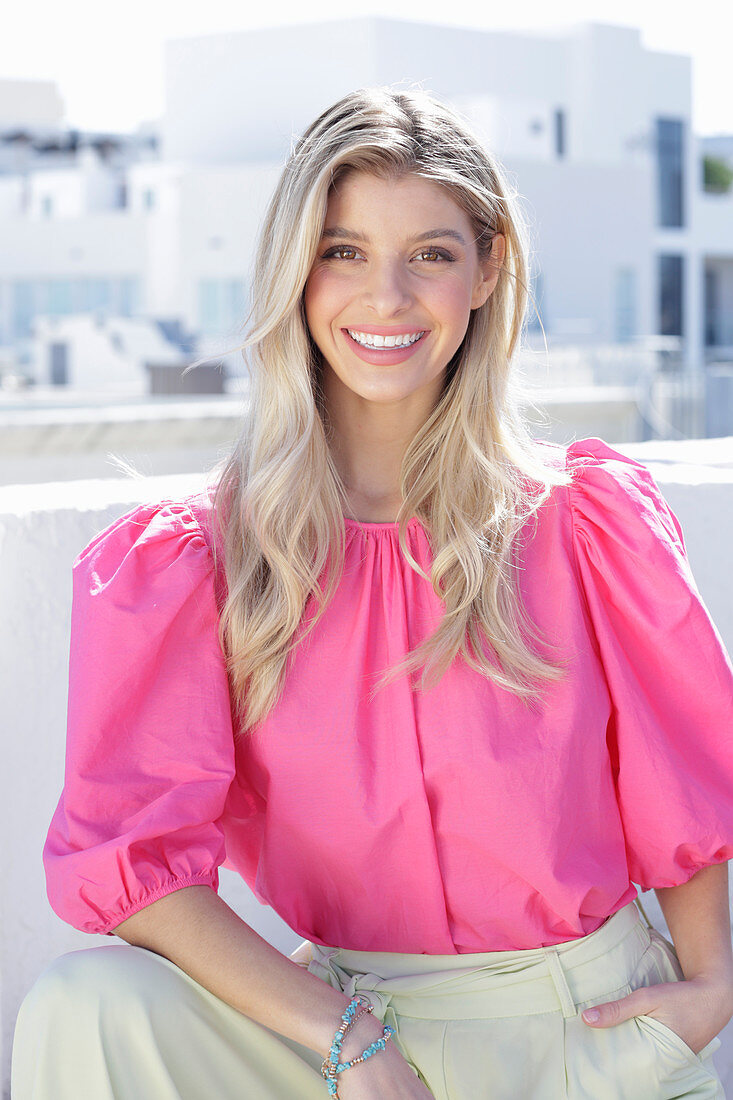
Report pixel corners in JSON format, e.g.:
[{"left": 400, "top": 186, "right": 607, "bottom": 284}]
[{"left": 304, "top": 170, "right": 504, "bottom": 412}]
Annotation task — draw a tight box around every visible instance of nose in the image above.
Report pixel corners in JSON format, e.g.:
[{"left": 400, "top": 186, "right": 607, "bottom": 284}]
[{"left": 362, "top": 257, "right": 413, "bottom": 318}]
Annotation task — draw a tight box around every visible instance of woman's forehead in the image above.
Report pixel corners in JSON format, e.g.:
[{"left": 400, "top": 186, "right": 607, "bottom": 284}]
[{"left": 324, "top": 171, "right": 472, "bottom": 232}]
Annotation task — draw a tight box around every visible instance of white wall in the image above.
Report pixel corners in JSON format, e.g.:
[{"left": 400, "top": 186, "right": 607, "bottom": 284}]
[
  {"left": 161, "top": 20, "right": 680, "bottom": 169},
  {"left": 0, "top": 388, "right": 652, "bottom": 488},
  {"left": 176, "top": 163, "right": 281, "bottom": 342},
  {"left": 516, "top": 158, "right": 654, "bottom": 343},
  {"left": 0, "top": 177, "right": 25, "bottom": 221},
  {"left": 164, "top": 21, "right": 379, "bottom": 166},
  {"left": 24, "top": 150, "right": 121, "bottom": 221},
  {"left": 699, "top": 192, "right": 733, "bottom": 252},
  {"left": 0, "top": 397, "right": 243, "bottom": 484},
  {"left": 0, "top": 78, "right": 64, "bottom": 129},
  {"left": 2, "top": 448, "right": 733, "bottom": 1098},
  {"left": 0, "top": 209, "right": 147, "bottom": 281}
]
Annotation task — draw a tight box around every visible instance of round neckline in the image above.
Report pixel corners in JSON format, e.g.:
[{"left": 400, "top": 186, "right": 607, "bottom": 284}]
[{"left": 343, "top": 515, "right": 423, "bottom": 532}]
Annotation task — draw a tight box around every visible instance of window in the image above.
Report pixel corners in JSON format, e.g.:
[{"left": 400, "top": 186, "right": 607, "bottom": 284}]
[
  {"left": 50, "top": 343, "right": 68, "bottom": 385},
  {"left": 656, "top": 118, "right": 685, "bottom": 228},
  {"left": 198, "top": 278, "right": 247, "bottom": 337},
  {"left": 79, "top": 278, "right": 113, "bottom": 313},
  {"left": 118, "top": 277, "right": 140, "bottom": 316},
  {"left": 41, "top": 195, "right": 53, "bottom": 218},
  {"left": 9, "top": 277, "right": 140, "bottom": 341},
  {"left": 142, "top": 188, "right": 155, "bottom": 210},
  {"left": 659, "top": 254, "right": 684, "bottom": 337},
  {"left": 704, "top": 266, "right": 718, "bottom": 346},
  {"left": 614, "top": 269, "right": 637, "bottom": 343},
  {"left": 12, "top": 281, "right": 34, "bottom": 339},
  {"left": 46, "top": 280, "right": 73, "bottom": 316}
]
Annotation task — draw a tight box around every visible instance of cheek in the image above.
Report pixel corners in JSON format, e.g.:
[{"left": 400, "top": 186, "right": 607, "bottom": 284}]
[
  {"left": 430, "top": 277, "right": 476, "bottom": 330},
  {"left": 304, "top": 270, "right": 347, "bottom": 335}
]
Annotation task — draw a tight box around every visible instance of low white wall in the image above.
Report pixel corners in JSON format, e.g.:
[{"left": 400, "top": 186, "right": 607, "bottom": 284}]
[
  {"left": 0, "top": 398, "right": 243, "bottom": 485},
  {"left": 0, "top": 389, "right": 645, "bottom": 487},
  {"left": 2, "top": 452, "right": 733, "bottom": 1097}
]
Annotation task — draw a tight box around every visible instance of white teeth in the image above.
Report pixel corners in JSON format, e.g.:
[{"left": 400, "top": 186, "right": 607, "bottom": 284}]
[{"left": 347, "top": 330, "right": 425, "bottom": 349}]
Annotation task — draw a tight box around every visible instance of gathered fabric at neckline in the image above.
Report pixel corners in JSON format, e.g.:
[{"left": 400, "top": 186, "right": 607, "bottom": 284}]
[{"left": 342, "top": 514, "right": 424, "bottom": 533}]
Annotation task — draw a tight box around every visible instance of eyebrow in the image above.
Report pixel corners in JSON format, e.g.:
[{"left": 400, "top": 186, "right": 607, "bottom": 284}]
[{"left": 321, "top": 226, "right": 467, "bottom": 246}]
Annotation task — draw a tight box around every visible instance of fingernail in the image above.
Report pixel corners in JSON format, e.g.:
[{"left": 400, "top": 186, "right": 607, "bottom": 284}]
[{"left": 583, "top": 1009, "right": 600, "bottom": 1023}]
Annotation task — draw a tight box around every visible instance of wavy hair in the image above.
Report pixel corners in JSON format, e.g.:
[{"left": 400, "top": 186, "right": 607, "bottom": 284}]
[{"left": 210, "top": 86, "right": 570, "bottom": 738}]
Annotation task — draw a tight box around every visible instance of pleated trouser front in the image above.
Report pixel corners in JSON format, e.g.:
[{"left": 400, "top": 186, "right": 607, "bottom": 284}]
[{"left": 11, "top": 899, "right": 726, "bottom": 1099}]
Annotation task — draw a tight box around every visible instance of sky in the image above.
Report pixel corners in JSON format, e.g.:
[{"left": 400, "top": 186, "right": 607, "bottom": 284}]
[{"left": 2, "top": 0, "right": 732, "bottom": 136}]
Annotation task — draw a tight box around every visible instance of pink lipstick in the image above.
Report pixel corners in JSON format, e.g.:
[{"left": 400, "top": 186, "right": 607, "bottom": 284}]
[{"left": 342, "top": 327, "right": 429, "bottom": 366}]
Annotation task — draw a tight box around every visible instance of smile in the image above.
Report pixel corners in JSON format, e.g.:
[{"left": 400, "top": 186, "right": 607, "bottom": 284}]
[{"left": 346, "top": 329, "right": 426, "bottom": 349}]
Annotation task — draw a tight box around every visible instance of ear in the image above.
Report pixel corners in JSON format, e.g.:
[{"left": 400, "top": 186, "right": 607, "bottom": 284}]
[{"left": 471, "top": 233, "right": 506, "bottom": 310}]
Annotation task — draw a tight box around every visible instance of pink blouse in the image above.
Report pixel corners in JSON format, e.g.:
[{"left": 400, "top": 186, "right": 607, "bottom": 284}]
[{"left": 43, "top": 438, "right": 733, "bottom": 953}]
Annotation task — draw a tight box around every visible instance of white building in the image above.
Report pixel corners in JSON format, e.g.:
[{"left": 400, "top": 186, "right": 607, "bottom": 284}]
[{"left": 0, "top": 18, "right": 732, "bottom": 394}]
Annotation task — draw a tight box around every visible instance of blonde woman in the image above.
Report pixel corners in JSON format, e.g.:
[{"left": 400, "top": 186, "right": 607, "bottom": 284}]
[{"left": 12, "top": 88, "right": 733, "bottom": 1100}]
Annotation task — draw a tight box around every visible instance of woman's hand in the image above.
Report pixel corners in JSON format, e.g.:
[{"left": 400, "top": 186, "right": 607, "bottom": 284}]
[
  {"left": 334, "top": 1013, "right": 435, "bottom": 1099},
  {"left": 336, "top": 1047, "right": 436, "bottom": 1099},
  {"left": 581, "top": 976, "right": 733, "bottom": 1054}
]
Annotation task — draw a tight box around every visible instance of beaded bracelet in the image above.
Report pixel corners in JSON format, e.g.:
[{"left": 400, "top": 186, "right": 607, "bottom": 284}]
[
  {"left": 321, "top": 996, "right": 396, "bottom": 1098},
  {"left": 321, "top": 995, "right": 372, "bottom": 1095}
]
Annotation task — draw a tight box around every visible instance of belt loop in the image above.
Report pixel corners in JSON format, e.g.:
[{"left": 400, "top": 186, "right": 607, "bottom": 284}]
[
  {"left": 633, "top": 895, "right": 654, "bottom": 931},
  {"left": 542, "top": 947, "right": 578, "bottom": 1019}
]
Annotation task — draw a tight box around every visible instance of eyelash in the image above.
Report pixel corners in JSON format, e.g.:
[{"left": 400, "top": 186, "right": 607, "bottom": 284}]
[{"left": 321, "top": 245, "right": 455, "bottom": 264}]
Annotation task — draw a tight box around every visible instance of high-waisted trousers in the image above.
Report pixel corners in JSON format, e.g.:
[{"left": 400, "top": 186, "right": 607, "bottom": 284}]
[{"left": 11, "top": 898, "right": 726, "bottom": 1099}]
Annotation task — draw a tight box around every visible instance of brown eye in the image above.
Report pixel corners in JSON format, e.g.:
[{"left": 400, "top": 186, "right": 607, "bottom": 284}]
[
  {"left": 414, "top": 248, "right": 454, "bottom": 263},
  {"left": 324, "top": 246, "right": 360, "bottom": 260}
]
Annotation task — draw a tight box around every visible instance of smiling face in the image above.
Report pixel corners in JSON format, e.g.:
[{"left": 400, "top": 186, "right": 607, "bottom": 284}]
[{"left": 304, "top": 170, "right": 504, "bottom": 416}]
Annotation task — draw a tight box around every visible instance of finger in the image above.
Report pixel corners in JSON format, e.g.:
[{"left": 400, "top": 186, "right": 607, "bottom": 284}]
[{"left": 582, "top": 990, "right": 652, "bottom": 1028}]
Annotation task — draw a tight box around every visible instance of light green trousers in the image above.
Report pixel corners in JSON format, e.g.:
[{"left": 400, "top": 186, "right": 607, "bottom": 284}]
[{"left": 11, "top": 900, "right": 725, "bottom": 1099}]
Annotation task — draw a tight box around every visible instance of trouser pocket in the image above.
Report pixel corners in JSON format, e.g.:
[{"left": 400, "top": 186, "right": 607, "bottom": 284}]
[{"left": 565, "top": 928, "right": 724, "bottom": 1099}]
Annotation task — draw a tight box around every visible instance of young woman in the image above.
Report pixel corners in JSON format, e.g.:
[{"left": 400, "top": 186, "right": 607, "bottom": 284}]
[{"left": 12, "top": 87, "right": 733, "bottom": 1100}]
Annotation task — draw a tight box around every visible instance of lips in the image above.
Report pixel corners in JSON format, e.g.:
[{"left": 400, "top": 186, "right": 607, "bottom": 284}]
[{"left": 341, "top": 327, "right": 429, "bottom": 364}]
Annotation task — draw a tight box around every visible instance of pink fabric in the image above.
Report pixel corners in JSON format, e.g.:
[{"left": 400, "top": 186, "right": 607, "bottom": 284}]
[{"left": 44, "top": 438, "right": 733, "bottom": 952}]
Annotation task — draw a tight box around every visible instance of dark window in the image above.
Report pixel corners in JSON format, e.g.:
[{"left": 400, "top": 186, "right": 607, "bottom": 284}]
[
  {"left": 656, "top": 118, "right": 685, "bottom": 228},
  {"left": 554, "top": 109, "right": 566, "bottom": 159},
  {"left": 704, "top": 266, "right": 718, "bottom": 346},
  {"left": 659, "top": 254, "right": 684, "bottom": 336},
  {"left": 50, "top": 343, "right": 68, "bottom": 385}
]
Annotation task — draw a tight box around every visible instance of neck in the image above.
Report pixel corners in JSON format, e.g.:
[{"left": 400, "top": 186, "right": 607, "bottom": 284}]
[{"left": 321, "top": 373, "right": 438, "bottom": 523}]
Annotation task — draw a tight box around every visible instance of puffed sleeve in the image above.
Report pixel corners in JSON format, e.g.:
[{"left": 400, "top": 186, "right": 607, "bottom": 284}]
[
  {"left": 43, "top": 499, "right": 236, "bottom": 935},
  {"left": 568, "top": 438, "right": 733, "bottom": 889}
]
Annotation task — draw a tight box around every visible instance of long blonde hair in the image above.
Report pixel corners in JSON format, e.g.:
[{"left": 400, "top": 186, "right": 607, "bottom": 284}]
[{"left": 211, "top": 86, "right": 570, "bottom": 738}]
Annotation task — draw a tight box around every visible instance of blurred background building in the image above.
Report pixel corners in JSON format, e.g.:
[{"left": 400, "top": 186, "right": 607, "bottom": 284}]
[{"left": 1, "top": 17, "right": 733, "bottom": 476}]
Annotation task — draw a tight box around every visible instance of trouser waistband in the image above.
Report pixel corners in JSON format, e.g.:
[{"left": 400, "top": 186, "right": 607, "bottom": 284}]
[{"left": 308, "top": 901, "right": 656, "bottom": 1021}]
